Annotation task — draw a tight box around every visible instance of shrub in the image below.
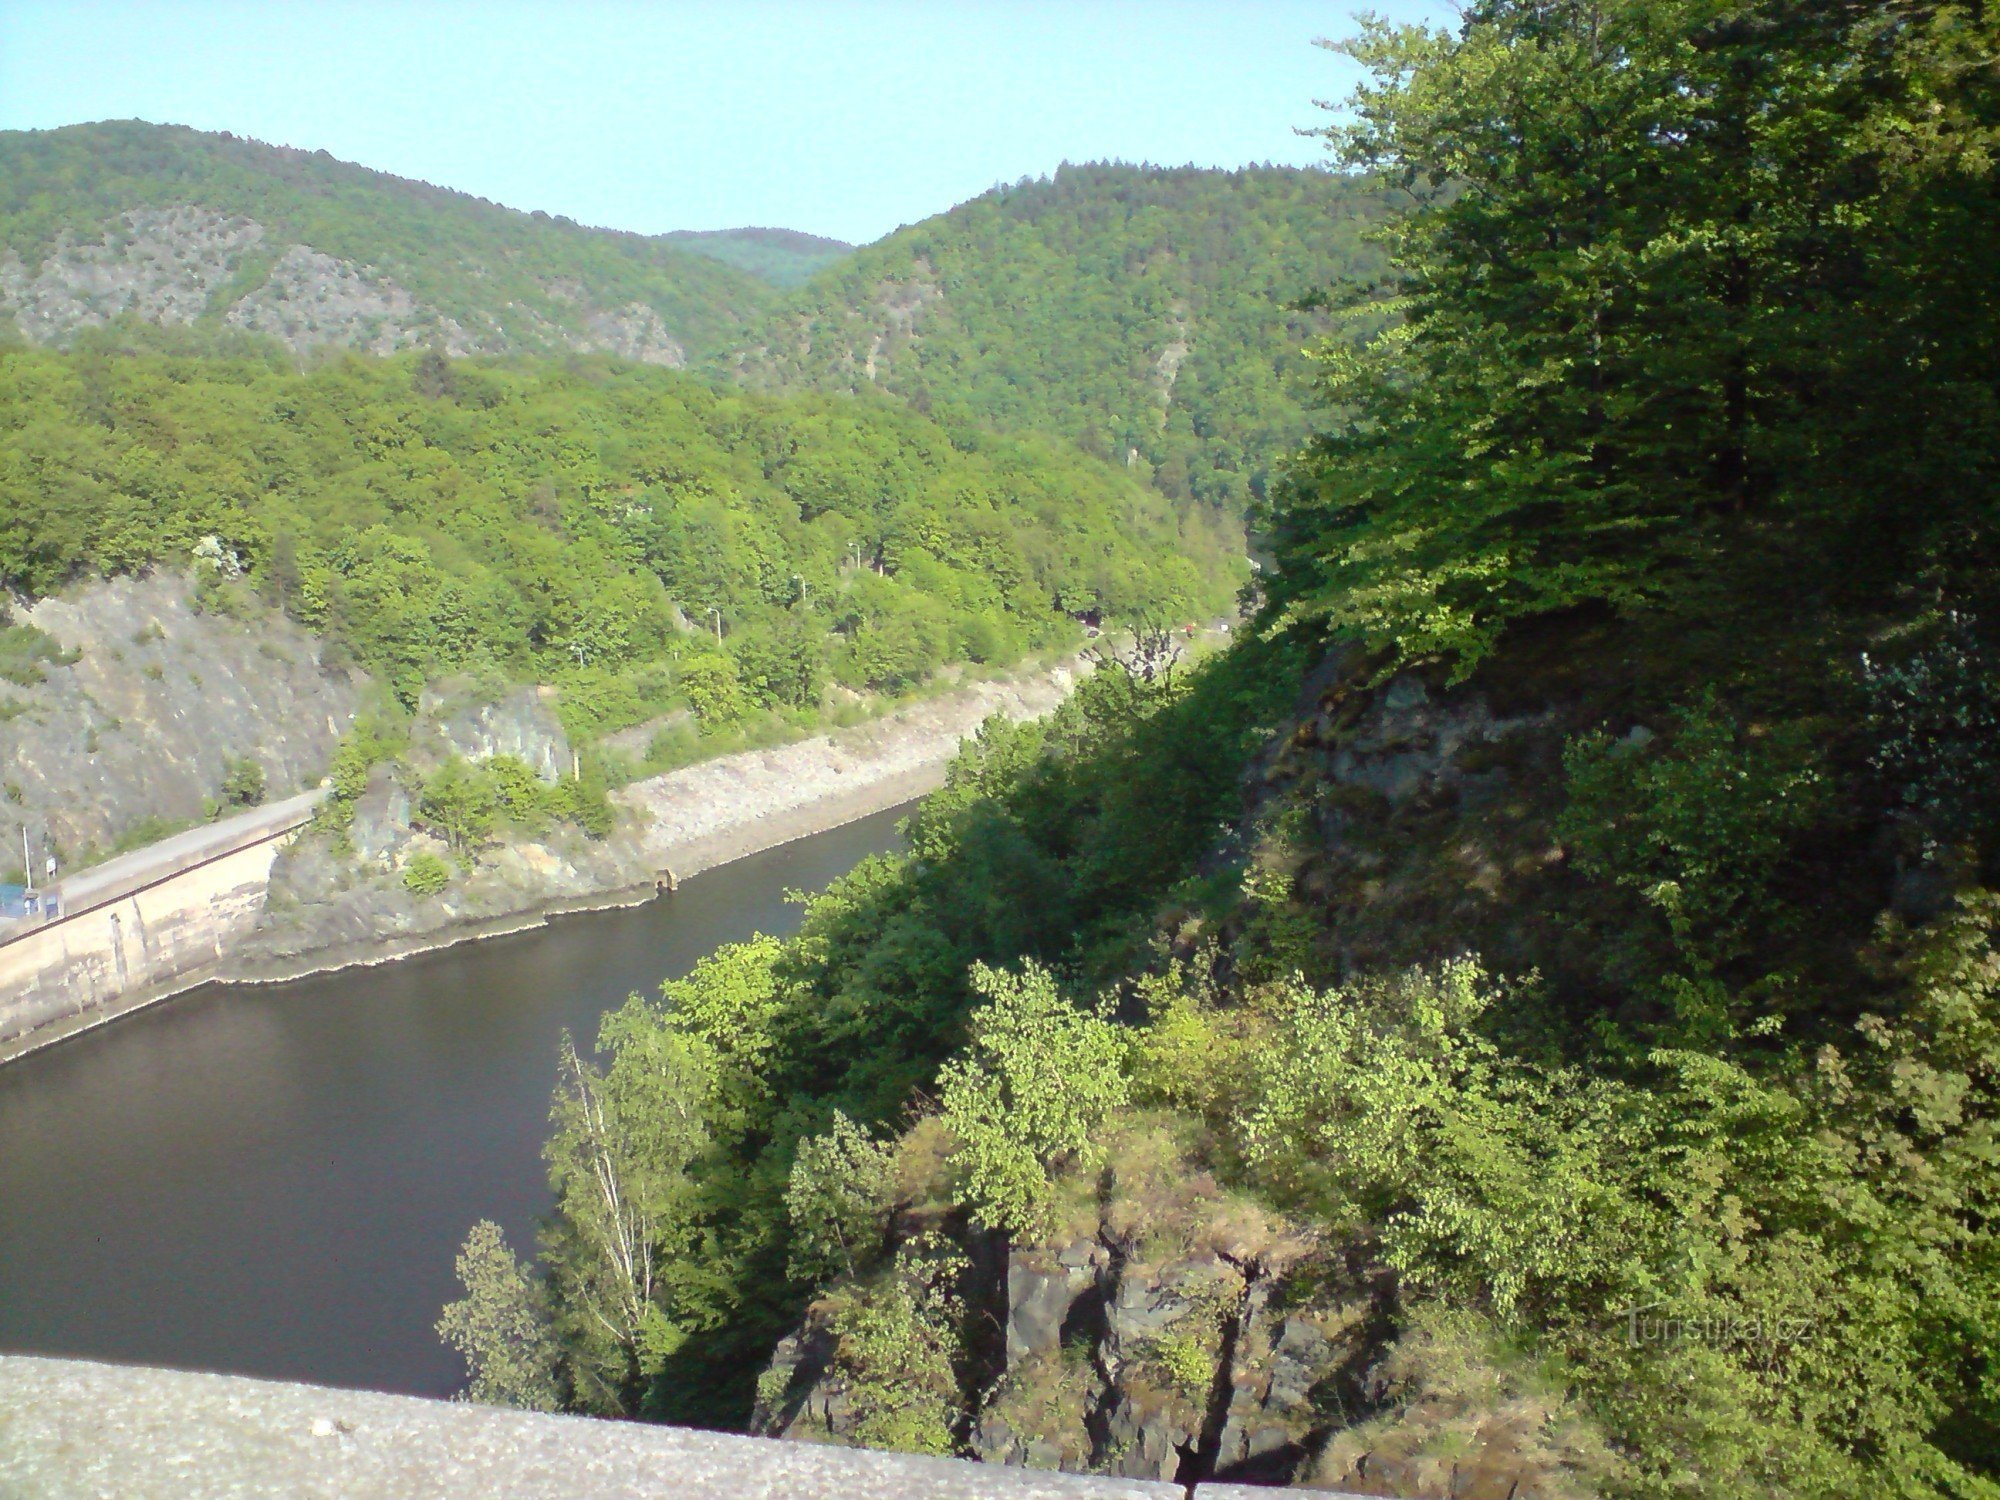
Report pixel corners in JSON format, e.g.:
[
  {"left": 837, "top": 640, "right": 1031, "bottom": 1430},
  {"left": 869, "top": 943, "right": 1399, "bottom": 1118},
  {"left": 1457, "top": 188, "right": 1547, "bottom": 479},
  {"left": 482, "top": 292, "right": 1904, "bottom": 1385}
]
[
  {"left": 826, "top": 1233, "right": 968, "bottom": 1457},
  {"left": 417, "top": 758, "right": 498, "bottom": 853},
  {"left": 219, "top": 756, "right": 266, "bottom": 809},
  {"left": 436, "top": 1220, "right": 560, "bottom": 1411},
  {"left": 1558, "top": 696, "right": 1825, "bottom": 972},
  {"left": 403, "top": 850, "right": 451, "bottom": 896},
  {"left": 938, "top": 962, "right": 1129, "bottom": 1235},
  {"left": 786, "top": 1111, "right": 898, "bottom": 1284},
  {"left": 678, "top": 652, "right": 746, "bottom": 731},
  {"left": 0, "top": 623, "right": 75, "bottom": 685},
  {"left": 1861, "top": 611, "right": 2000, "bottom": 841}
]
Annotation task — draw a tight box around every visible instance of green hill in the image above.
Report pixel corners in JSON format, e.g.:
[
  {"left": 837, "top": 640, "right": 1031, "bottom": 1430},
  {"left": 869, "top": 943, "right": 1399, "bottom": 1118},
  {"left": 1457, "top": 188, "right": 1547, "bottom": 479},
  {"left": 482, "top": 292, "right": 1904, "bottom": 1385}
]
[
  {"left": 0, "top": 130, "right": 1391, "bottom": 514},
  {"left": 0, "top": 339, "right": 1237, "bottom": 740},
  {"left": 663, "top": 227, "right": 853, "bottom": 287},
  {"left": 0, "top": 120, "right": 776, "bottom": 364},
  {"left": 736, "top": 163, "right": 1395, "bottom": 509}
]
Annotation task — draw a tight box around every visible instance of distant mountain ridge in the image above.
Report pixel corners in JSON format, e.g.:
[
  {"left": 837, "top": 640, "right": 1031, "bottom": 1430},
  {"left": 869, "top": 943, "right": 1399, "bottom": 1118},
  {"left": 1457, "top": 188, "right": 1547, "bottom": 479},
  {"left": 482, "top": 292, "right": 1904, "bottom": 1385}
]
[
  {"left": 0, "top": 120, "right": 778, "bottom": 364},
  {"left": 663, "top": 227, "right": 854, "bottom": 288},
  {"left": 739, "top": 162, "right": 1394, "bottom": 509},
  {"left": 0, "top": 123, "right": 1390, "bottom": 507}
]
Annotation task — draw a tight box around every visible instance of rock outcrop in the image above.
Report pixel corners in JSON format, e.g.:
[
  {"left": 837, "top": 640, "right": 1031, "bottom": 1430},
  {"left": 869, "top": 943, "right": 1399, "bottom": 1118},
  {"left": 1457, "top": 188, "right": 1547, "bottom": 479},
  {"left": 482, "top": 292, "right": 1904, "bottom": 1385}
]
[
  {"left": 0, "top": 206, "right": 265, "bottom": 342},
  {"left": 223, "top": 244, "right": 484, "bottom": 355},
  {"left": 753, "top": 1123, "right": 1376, "bottom": 1488},
  {"left": 0, "top": 200, "right": 695, "bottom": 362},
  {"left": 0, "top": 571, "right": 361, "bottom": 875}
]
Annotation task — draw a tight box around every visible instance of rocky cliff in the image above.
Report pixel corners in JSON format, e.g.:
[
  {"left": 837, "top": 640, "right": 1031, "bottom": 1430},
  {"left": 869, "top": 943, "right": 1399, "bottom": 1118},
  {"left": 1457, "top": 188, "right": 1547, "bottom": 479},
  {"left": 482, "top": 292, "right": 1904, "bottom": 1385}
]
[
  {"left": 0, "top": 571, "right": 360, "bottom": 879},
  {"left": 751, "top": 1113, "right": 1602, "bottom": 1496},
  {"left": 743, "top": 648, "right": 1626, "bottom": 1497},
  {"left": 0, "top": 204, "right": 690, "bottom": 362}
]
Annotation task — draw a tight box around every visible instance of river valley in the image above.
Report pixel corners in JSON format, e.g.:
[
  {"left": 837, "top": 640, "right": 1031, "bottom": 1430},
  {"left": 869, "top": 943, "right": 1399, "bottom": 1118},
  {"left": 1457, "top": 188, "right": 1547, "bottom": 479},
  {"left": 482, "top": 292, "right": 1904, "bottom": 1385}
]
[{"left": 0, "top": 805, "right": 908, "bottom": 1399}]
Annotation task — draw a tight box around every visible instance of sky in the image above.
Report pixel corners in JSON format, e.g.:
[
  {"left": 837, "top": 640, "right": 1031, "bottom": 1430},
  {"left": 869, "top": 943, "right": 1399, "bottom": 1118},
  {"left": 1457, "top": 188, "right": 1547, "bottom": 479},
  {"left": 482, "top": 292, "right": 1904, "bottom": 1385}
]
[{"left": 0, "top": 1, "right": 1457, "bottom": 246}]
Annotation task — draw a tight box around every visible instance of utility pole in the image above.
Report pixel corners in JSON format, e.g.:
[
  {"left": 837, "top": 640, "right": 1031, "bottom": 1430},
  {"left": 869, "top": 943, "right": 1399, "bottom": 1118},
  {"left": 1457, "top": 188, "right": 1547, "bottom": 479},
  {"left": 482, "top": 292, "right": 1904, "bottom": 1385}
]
[
  {"left": 709, "top": 606, "right": 723, "bottom": 645},
  {"left": 793, "top": 574, "right": 808, "bottom": 608}
]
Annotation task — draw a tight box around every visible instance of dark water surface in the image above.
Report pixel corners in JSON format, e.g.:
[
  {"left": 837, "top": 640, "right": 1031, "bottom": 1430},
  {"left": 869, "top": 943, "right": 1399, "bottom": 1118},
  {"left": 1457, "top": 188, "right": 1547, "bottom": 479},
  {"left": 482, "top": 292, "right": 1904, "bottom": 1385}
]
[{"left": 0, "top": 806, "right": 908, "bottom": 1397}]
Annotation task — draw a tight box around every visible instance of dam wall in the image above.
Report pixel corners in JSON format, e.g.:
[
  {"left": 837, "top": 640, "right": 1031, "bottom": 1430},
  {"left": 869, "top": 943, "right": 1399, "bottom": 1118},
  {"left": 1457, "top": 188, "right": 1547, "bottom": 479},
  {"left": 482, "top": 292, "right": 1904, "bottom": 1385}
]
[{"left": 0, "top": 791, "right": 322, "bottom": 1063}]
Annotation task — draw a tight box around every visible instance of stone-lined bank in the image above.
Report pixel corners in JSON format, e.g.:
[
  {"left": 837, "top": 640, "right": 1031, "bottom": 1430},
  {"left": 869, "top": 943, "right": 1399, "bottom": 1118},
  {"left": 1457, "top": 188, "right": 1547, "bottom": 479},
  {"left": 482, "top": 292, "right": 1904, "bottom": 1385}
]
[
  {"left": 0, "top": 657, "right": 1088, "bottom": 1063},
  {"left": 234, "top": 658, "right": 1088, "bottom": 981}
]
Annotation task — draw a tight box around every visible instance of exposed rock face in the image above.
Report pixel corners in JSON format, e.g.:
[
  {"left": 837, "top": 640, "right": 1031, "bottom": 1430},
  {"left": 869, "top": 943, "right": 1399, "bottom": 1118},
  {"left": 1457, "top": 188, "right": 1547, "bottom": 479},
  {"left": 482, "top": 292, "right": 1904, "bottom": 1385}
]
[
  {"left": 0, "top": 201, "right": 694, "bottom": 361},
  {"left": 224, "top": 244, "right": 484, "bottom": 355},
  {"left": 577, "top": 301, "right": 687, "bottom": 367},
  {"left": 242, "top": 660, "right": 1093, "bottom": 976},
  {"left": 0, "top": 572, "right": 361, "bottom": 873},
  {"left": 1221, "top": 647, "right": 1577, "bottom": 986},
  {"left": 750, "top": 1306, "right": 853, "bottom": 1444},
  {"left": 0, "top": 206, "right": 265, "bottom": 342},
  {"left": 243, "top": 784, "right": 642, "bottom": 973},
  {"left": 431, "top": 686, "right": 573, "bottom": 782},
  {"left": 754, "top": 1126, "right": 1374, "bottom": 1488}
]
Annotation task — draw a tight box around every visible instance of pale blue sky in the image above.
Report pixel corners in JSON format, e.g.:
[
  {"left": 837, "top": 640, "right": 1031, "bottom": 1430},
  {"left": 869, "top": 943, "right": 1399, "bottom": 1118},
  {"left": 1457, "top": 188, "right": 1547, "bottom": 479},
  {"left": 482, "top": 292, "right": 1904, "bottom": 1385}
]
[{"left": 0, "top": 2, "right": 1457, "bottom": 245}]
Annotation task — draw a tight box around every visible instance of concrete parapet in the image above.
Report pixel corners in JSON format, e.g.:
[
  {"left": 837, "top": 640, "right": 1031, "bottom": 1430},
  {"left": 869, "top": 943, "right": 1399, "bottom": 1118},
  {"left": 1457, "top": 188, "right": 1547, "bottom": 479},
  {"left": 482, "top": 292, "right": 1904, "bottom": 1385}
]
[{"left": 0, "top": 1356, "right": 1195, "bottom": 1499}]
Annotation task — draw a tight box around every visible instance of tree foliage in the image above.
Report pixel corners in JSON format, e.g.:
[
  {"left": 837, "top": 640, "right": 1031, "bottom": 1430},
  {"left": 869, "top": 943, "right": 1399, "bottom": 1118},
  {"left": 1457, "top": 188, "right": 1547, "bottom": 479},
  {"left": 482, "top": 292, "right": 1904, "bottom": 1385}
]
[
  {"left": 1269, "top": 1, "right": 2000, "bottom": 676},
  {"left": 0, "top": 346, "right": 1237, "bottom": 725},
  {"left": 437, "top": 1220, "right": 561, "bottom": 1411},
  {"left": 936, "top": 962, "right": 1129, "bottom": 1236},
  {"left": 749, "top": 163, "right": 1394, "bottom": 512}
]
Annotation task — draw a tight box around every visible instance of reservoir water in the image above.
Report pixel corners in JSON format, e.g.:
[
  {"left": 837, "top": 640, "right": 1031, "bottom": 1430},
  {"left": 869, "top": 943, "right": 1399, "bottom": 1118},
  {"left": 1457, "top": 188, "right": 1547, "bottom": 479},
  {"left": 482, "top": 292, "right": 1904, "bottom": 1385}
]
[{"left": 0, "top": 805, "right": 908, "bottom": 1397}]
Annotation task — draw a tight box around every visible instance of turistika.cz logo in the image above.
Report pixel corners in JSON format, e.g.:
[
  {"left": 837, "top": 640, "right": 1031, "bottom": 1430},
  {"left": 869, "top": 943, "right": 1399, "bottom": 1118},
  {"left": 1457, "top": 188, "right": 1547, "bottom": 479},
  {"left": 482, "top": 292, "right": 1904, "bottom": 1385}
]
[{"left": 1614, "top": 1302, "right": 1816, "bottom": 1350}]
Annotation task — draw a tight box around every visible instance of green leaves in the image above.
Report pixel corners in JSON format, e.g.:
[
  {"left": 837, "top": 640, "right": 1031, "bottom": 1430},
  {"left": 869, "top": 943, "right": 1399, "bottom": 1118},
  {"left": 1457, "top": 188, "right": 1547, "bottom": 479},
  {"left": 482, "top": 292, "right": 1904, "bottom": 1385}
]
[
  {"left": 1559, "top": 696, "right": 1827, "bottom": 976},
  {"left": 0, "top": 346, "right": 1236, "bottom": 732},
  {"left": 1273, "top": 0, "right": 2000, "bottom": 676},
  {"left": 437, "top": 1221, "right": 561, "bottom": 1411},
  {"left": 785, "top": 1112, "right": 897, "bottom": 1285},
  {"left": 937, "top": 962, "right": 1130, "bottom": 1237},
  {"left": 542, "top": 1023, "right": 715, "bottom": 1413}
]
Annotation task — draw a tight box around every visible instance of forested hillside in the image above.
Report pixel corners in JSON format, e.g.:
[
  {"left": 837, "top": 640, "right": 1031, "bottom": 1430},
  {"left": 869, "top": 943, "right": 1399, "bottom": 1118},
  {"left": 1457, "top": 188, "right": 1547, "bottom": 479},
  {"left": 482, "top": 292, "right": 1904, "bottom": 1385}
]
[
  {"left": 440, "top": 5, "right": 2000, "bottom": 1497},
  {"left": 1, "top": 129, "right": 1388, "bottom": 513},
  {"left": 738, "top": 164, "right": 1394, "bottom": 510},
  {"left": 0, "top": 335, "right": 1235, "bottom": 755},
  {"left": 0, "top": 121, "right": 775, "bottom": 362}
]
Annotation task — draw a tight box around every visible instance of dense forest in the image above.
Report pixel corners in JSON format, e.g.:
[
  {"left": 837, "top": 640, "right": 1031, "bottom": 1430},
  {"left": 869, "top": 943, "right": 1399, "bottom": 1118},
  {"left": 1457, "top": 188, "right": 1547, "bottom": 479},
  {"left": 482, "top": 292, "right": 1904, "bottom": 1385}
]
[
  {"left": 437, "top": 4, "right": 2000, "bottom": 1497},
  {"left": 0, "top": 131, "right": 1391, "bottom": 510},
  {"left": 0, "top": 332, "right": 1235, "bottom": 748},
  {"left": 739, "top": 164, "right": 1395, "bottom": 511}
]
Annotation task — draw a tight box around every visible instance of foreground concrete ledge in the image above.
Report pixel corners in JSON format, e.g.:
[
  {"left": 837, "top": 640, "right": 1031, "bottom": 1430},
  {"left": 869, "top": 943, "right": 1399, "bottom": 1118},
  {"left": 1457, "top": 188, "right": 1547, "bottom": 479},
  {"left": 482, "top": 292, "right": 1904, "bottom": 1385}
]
[{"left": 0, "top": 1356, "right": 1188, "bottom": 1499}]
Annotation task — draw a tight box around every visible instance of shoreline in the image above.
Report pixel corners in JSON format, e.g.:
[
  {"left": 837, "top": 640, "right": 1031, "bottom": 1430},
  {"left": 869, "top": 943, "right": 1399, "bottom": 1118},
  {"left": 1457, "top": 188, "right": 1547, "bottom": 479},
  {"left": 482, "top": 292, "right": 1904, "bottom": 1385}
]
[
  {"left": 223, "top": 756, "right": 947, "bottom": 991},
  {"left": 0, "top": 673, "right": 1019, "bottom": 1070}
]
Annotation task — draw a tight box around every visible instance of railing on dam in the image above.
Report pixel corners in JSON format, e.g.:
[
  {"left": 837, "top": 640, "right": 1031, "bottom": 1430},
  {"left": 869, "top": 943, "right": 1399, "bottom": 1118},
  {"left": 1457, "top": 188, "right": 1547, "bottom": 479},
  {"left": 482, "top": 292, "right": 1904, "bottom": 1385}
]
[
  {"left": 0, "top": 789, "right": 325, "bottom": 948},
  {"left": 0, "top": 790, "right": 329, "bottom": 1066},
  {"left": 0, "top": 1356, "right": 1349, "bottom": 1499}
]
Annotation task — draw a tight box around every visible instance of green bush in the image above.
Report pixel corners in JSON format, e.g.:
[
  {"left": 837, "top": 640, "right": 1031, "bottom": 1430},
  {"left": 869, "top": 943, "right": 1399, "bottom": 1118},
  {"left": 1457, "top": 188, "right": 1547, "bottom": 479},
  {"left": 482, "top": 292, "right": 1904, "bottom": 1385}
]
[
  {"left": 403, "top": 851, "right": 452, "bottom": 896},
  {"left": 0, "top": 623, "right": 75, "bottom": 685},
  {"left": 1558, "top": 697, "right": 1825, "bottom": 975},
  {"left": 937, "top": 962, "right": 1129, "bottom": 1236},
  {"left": 218, "top": 756, "right": 265, "bottom": 810}
]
